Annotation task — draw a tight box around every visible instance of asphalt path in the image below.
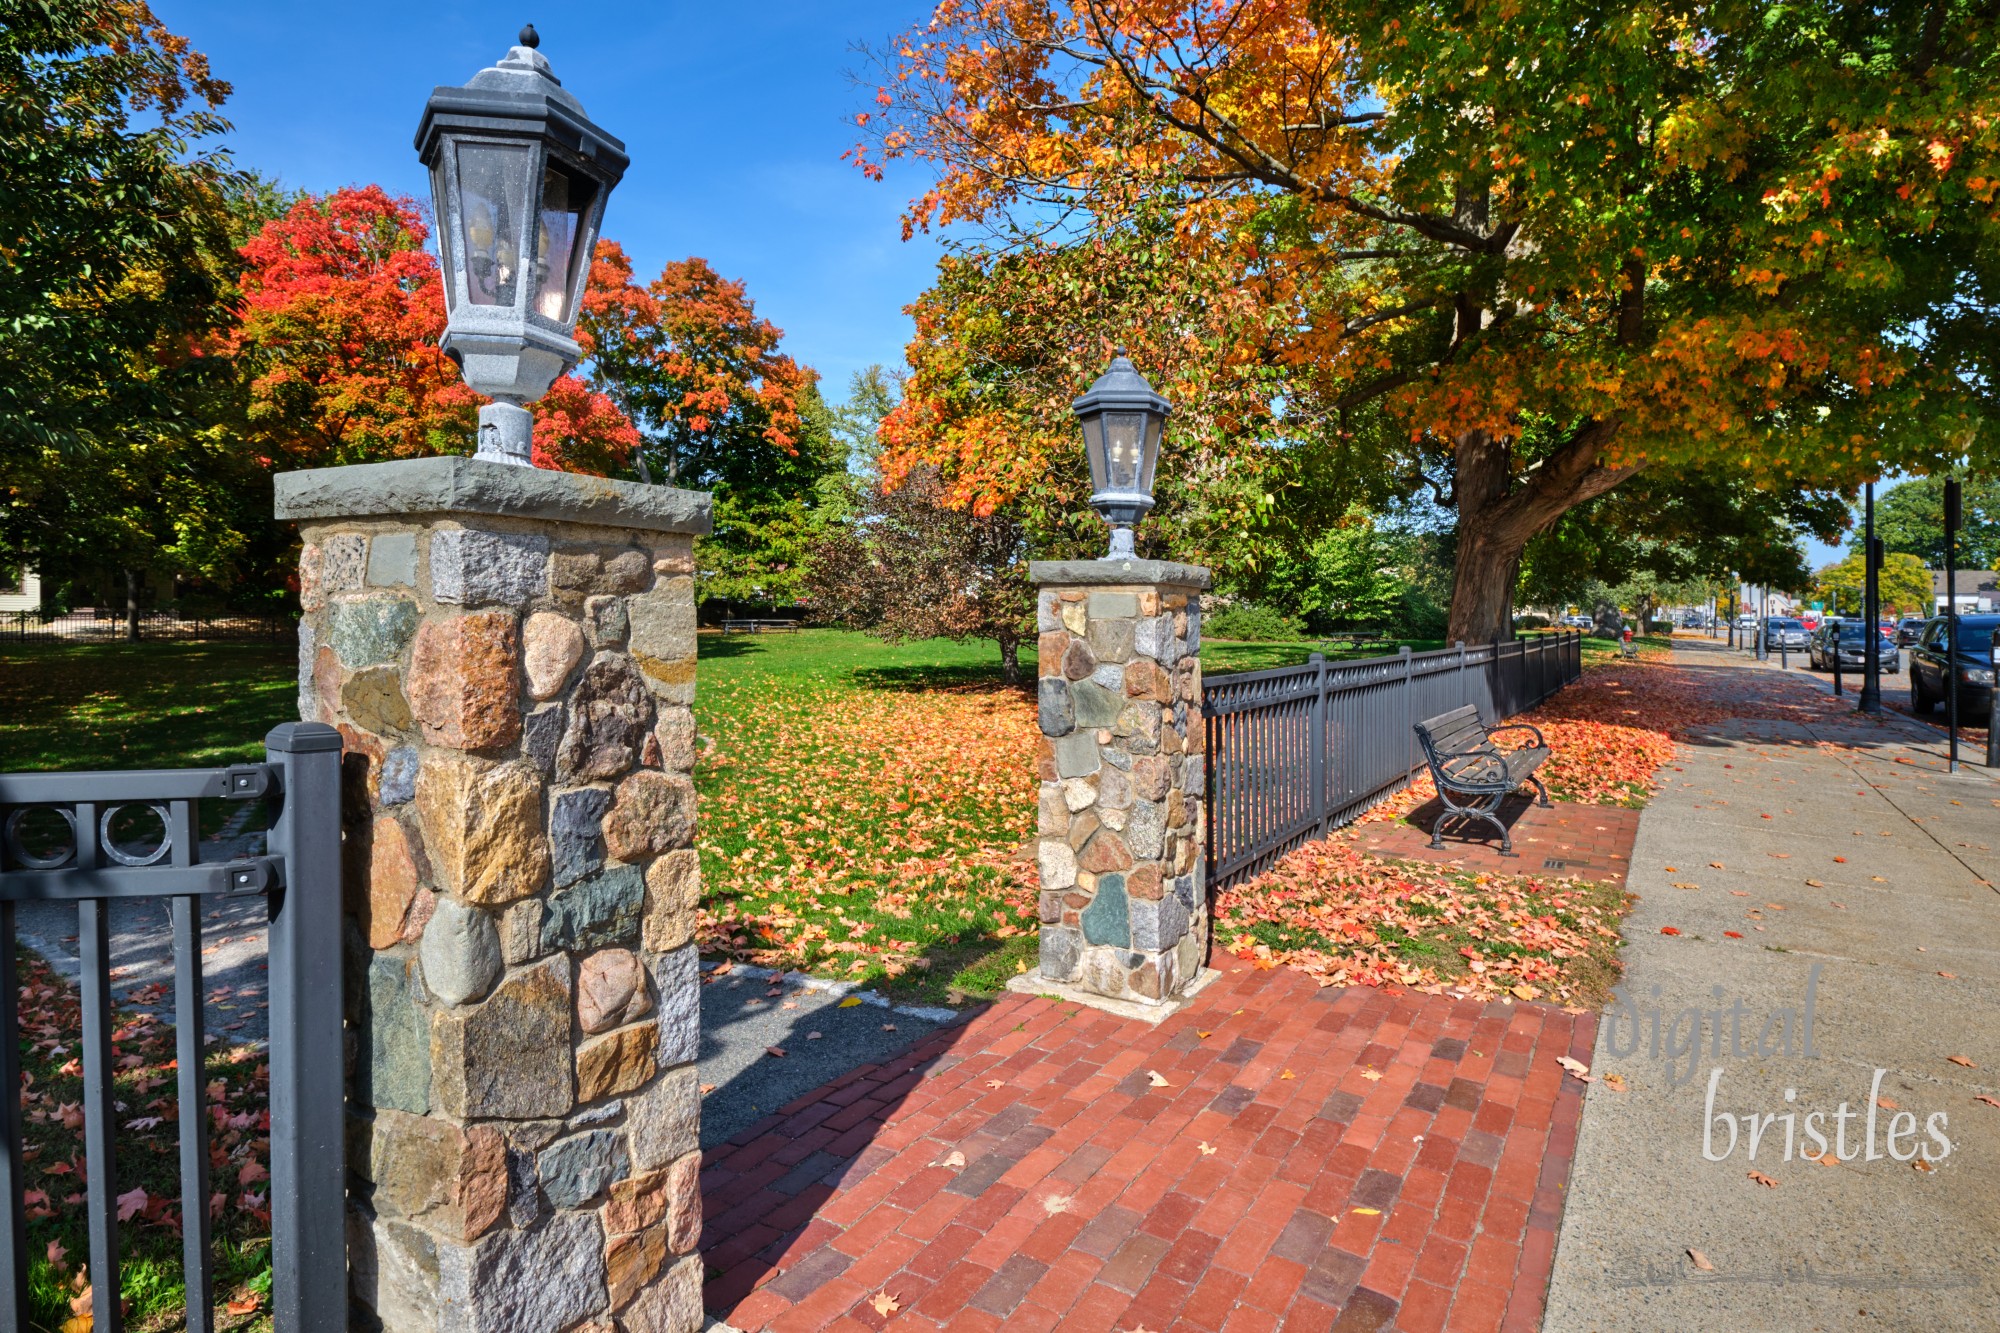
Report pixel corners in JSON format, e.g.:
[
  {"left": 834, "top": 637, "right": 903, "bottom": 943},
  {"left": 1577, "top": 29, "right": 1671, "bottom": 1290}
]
[{"left": 695, "top": 966, "right": 962, "bottom": 1148}]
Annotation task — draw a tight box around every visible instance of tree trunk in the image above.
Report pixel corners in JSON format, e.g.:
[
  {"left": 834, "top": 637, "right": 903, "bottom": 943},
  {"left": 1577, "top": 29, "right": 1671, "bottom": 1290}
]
[
  {"left": 123, "top": 567, "right": 141, "bottom": 642},
  {"left": 1444, "top": 425, "right": 1638, "bottom": 645},
  {"left": 998, "top": 632, "right": 1021, "bottom": 686}
]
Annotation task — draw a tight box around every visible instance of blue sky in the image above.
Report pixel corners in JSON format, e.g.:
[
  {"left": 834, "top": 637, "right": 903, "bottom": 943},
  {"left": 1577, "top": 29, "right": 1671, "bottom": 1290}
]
[{"left": 155, "top": 1, "right": 944, "bottom": 401}]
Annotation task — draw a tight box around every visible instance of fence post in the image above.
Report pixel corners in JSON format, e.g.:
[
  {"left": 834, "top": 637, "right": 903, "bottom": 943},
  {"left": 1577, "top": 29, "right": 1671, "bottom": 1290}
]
[
  {"left": 1309, "top": 652, "right": 1327, "bottom": 834},
  {"left": 1456, "top": 640, "right": 1468, "bottom": 714},
  {"left": 265, "top": 721, "right": 347, "bottom": 1333},
  {"left": 1401, "top": 644, "right": 1415, "bottom": 770}
]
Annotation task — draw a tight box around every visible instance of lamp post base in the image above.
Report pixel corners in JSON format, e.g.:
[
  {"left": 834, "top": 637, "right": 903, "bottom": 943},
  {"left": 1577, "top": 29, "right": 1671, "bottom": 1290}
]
[{"left": 476, "top": 401, "right": 535, "bottom": 466}]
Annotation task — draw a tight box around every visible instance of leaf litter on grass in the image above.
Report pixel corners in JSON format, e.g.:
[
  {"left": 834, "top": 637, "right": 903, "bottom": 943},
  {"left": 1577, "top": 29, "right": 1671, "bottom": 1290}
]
[
  {"left": 14, "top": 949, "right": 274, "bottom": 1332},
  {"left": 692, "top": 633, "right": 1042, "bottom": 1004}
]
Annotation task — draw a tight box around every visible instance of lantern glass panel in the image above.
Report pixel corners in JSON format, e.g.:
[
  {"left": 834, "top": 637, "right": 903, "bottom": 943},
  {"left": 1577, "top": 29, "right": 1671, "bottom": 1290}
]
[
  {"left": 430, "top": 160, "right": 459, "bottom": 313},
  {"left": 1101, "top": 411, "right": 1147, "bottom": 491},
  {"left": 533, "top": 160, "right": 598, "bottom": 323},
  {"left": 457, "top": 141, "right": 534, "bottom": 308},
  {"left": 1137, "top": 410, "right": 1163, "bottom": 493},
  {"left": 1081, "top": 413, "right": 1108, "bottom": 492}
]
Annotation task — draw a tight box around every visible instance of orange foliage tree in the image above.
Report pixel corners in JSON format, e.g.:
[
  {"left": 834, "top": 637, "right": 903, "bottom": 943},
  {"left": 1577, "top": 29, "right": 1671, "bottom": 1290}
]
[
  {"left": 582, "top": 244, "right": 814, "bottom": 488},
  {"left": 855, "top": 0, "right": 1999, "bottom": 641},
  {"left": 230, "top": 185, "right": 636, "bottom": 473}
]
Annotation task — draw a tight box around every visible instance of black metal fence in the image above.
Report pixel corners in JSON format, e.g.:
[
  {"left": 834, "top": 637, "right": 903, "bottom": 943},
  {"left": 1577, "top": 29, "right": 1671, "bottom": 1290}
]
[
  {"left": 1203, "top": 633, "right": 1584, "bottom": 889},
  {"left": 1, "top": 610, "right": 297, "bottom": 644},
  {"left": 0, "top": 723, "right": 345, "bottom": 1333}
]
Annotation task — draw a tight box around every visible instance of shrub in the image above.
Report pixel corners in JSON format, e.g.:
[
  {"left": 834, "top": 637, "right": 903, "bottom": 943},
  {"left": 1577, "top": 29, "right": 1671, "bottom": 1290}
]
[
  {"left": 1647, "top": 619, "right": 1674, "bottom": 635},
  {"left": 1399, "top": 587, "right": 1449, "bottom": 640},
  {"left": 1204, "top": 600, "right": 1304, "bottom": 641},
  {"left": 1515, "top": 614, "right": 1551, "bottom": 630}
]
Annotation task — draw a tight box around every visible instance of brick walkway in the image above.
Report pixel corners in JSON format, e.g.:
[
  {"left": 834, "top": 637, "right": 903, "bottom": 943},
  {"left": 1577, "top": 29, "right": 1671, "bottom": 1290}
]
[
  {"left": 1354, "top": 798, "right": 1639, "bottom": 886},
  {"left": 701, "top": 964, "right": 1595, "bottom": 1332}
]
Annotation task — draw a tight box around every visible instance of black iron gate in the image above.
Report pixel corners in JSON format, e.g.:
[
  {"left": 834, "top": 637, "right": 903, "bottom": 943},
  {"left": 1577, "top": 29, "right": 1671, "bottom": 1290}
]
[{"left": 0, "top": 722, "right": 345, "bottom": 1332}]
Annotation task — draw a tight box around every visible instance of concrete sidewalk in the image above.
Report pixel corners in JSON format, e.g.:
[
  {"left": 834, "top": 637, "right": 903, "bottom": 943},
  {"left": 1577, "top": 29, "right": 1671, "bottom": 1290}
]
[{"left": 1545, "top": 639, "right": 2000, "bottom": 1330}]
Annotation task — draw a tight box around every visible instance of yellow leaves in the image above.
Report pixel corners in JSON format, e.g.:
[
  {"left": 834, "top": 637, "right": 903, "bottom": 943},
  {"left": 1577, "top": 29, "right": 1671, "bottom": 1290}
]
[
  {"left": 1146, "top": 1070, "right": 1171, "bottom": 1087},
  {"left": 871, "top": 1292, "right": 901, "bottom": 1315}
]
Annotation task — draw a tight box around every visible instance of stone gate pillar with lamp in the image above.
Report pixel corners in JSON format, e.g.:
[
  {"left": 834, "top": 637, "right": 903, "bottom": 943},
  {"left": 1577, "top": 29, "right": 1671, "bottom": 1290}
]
[
  {"left": 1022, "top": 354, "right": 1215, "bottom": 1010},
  {"left": 276, "top": 29, "right": 707, "bottom": 1333}
]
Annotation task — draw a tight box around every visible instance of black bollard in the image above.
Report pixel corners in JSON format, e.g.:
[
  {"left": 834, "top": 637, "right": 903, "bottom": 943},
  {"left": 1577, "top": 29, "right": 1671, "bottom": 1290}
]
[{"left": 1833, "top": 642, "right": 1843, "bottom": 696}]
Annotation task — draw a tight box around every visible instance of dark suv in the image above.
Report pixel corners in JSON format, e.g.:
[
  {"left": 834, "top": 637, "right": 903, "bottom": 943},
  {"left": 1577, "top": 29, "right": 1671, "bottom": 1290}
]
[
  {"left": 1896, "top": 616, "right": 1928, "bottom": 646},
  {"left": 1908, "top": 614, "right": 2000, "bottom": 716}
]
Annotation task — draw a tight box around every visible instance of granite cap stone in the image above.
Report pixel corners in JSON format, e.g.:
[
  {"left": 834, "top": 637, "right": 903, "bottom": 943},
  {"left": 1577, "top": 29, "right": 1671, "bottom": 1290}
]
[
  {"left": 1030, "top": 557, "right": 1210, "bottom": 589},
  {"left": 276, "top": 456, "right": 711, "bottom": 535}
]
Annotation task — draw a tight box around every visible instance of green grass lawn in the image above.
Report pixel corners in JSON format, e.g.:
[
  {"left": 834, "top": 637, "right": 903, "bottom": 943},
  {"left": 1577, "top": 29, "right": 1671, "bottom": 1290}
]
[{"left": 0, "top": 642, "right": 298, "bottom": 772}]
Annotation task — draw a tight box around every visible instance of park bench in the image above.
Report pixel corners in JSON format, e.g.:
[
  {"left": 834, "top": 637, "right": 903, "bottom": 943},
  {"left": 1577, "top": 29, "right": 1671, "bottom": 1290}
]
[
  {"left": 1412, "top": 704, "right": 1553, "bottom": 854},
  {"left": 1319, "top": 629, "right": 1386, "bottom": 653},
  {"left": 719, "top": 618, "right": 801, "bottom": 634}
]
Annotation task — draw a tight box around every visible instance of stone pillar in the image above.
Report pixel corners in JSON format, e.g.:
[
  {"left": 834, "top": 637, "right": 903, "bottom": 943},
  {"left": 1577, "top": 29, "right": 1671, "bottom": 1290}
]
[
  {"left": 1029, "top": 557, "right": 1210, "bottom": 1006},
  {"left": 274, "top": 457, "right": 709, "bottom": 1333}
]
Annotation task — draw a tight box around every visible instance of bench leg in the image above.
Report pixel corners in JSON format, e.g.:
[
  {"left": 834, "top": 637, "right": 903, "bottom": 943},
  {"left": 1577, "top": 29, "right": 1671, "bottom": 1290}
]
[
  {"left": 1528, "top": 773, "right": 1552, "bottom": 809},
  {"left": 1431, "top": 791, "right": 1513, "bottom": 854}
]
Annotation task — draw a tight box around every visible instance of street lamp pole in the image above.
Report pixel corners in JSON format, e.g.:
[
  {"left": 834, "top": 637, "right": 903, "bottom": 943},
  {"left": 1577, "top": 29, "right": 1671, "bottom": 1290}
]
[
  {"left": 1946, "top": 476, "right": 1962, "bottom": 772},
  {"left": 1859, "top": 481, "right": 1882, "bottom": 714}
]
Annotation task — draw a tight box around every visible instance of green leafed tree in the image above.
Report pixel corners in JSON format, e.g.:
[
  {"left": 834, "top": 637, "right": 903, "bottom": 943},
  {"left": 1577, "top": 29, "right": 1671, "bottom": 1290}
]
[
  {"left": 1517, "top": 471, "right": 1845, "bottom": 614},
  {"left": 1815, "top": 550, "right": 1935, "bottom": 618},
  {"left": 805, "top": 465, "right": 1035, "bottom": 682},
  {"left": 1854, "top": 475, "right": 2000, "bottom": 571}
]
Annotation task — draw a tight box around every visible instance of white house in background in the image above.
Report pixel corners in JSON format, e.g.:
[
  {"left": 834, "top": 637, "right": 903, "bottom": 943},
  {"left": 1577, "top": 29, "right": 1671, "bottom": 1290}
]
[
  {"left": 1931, "top": 569, "right": 1998, "bottom": 613},
  {"left": 0, "top": 566, "right": 39, "bottom": 613}
]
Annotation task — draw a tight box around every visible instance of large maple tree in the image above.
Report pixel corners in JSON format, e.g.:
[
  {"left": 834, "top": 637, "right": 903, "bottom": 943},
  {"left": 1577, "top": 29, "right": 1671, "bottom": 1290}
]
[{"left": 857, "top": 0, "right": 1998, "bottom": 641}]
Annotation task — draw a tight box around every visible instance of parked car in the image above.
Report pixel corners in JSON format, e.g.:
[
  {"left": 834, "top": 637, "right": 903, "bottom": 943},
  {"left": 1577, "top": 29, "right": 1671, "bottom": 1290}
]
[
  {"left": 1908, "top": 613, "right": 2000, "bottom": 716},
  {"left": 1896, "top": 615, "right": 1928, "bottom": 646},
  {"left": 1762, "top": 616, "right": 1810, "bottom": 650},
  {"left": 1808, "top": 622, "right": 1900, "bottom": 673},
  {"left": 1734, "top": 613, "right": 1759, "bottom": 631}
]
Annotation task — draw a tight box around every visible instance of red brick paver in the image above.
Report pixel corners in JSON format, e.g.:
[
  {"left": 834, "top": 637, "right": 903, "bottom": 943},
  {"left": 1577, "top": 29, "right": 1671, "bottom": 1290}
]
[
  {"left": 702, "top": 964, "right": 1594, "bottom": 1331},
  {"left": 1355, "top": 797, "right": 1639, "bottom": 885}
]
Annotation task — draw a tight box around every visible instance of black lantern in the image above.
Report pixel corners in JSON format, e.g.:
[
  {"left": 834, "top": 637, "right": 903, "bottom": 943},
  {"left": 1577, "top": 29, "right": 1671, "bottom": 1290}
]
[
  {"left": 416, "top": 25, "right": 628, "bottom": 465},
  {"left": 1072, "top": 350, "right": 1170, "bottom": 558}
]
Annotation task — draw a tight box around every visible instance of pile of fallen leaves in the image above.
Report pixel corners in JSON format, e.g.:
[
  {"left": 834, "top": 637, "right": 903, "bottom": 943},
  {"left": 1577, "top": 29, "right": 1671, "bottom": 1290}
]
[
  {"left": 694, "top": 652, "right": 1041, "bottom": 1000},
  {"left": 1215, "top": 837, "right": 1629, "bottom": 1003},
  {"left": 15, "top": 948, "right": 274, "bottom": 1331}
]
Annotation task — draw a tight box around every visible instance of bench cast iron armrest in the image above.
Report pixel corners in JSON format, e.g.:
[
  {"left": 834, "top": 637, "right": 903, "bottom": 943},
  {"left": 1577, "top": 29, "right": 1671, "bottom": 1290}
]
[
  {"left": 1484, "top": 722, "right": 1546, "bottom": 748},
  {"left": 1427, "top": 748, "right": 1509, "bottom": 788}
]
